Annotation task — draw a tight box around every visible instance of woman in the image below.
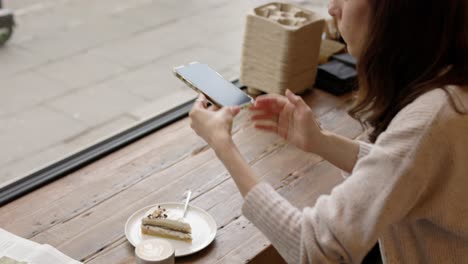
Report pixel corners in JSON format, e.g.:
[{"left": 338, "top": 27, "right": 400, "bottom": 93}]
[{"left": 189, "top": 0, "right": 468, "bottom": 262}]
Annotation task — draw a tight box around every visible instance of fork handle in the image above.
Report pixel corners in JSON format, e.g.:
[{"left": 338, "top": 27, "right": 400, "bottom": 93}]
[{"left": 183, "top": 190, "right": 192, "bottom": 218}]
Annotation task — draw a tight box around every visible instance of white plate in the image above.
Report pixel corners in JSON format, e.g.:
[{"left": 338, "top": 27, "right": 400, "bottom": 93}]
[{"left": 125, "top": 203, "right": 217, "bottom": 257}]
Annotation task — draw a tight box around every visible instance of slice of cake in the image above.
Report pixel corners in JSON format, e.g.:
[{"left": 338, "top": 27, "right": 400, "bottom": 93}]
[{"left": 141, "top": 205, "right": 192, "bottom": 241}]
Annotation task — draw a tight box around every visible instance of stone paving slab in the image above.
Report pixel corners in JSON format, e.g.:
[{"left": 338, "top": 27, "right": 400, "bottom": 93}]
[
  {"left": 8, "top": 0, "right": 160, "bottom": 43},
  {"left": 46, "top": 82, "right": 147, "bottom": 127},
  {"left": 205, "top": 27, "right": 244, "bottom": 55},
  {"left": 0, "top": 70, "right": 72, "bottom": 116},
  {"left": 37, "top": 51, "right": 127, "bottom": 89},
  {"left": 0, "top": 106, "right": 87, "bottom": 166},
  {"left": 99, "top": 63, "right": 185, "bottom": 101},
  {"left": 152, "top": 44, "right": 240, "bottom": 78},
  {"left": 0, "top": 45, "right": 49, "bottom": 78},
  {"left": 17, "top": 15, "right": 145, "bottom": 61},
  {"left": 88, "top": 18, "right": 237, "bottom": 69},
  {"left": 130, "top": 88, "right": 196, "bottom": 121}
]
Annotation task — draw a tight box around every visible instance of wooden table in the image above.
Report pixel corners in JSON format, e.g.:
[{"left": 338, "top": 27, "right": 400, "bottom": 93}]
[{"left": 0, "top": 89, "right": 362, "bottom": 263}]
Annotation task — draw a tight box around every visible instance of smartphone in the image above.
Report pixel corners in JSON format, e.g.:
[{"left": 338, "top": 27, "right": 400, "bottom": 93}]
[{"left": 173, "top": 62, "right": 253, "bottom": 108}]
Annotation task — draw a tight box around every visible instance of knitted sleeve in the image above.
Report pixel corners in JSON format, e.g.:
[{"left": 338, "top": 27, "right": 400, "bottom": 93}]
[{"left": 242, "top": 92, "right": 447, "bottom": 263}]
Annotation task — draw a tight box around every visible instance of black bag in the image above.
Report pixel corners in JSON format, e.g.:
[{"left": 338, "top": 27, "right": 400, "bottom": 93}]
[{"left": 315, "top": 53, "right": 357, "bottom": 95}]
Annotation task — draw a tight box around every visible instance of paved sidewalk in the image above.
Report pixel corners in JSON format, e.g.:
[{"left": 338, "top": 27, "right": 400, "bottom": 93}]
[{"left": 0, "top": 0, "right": 328, "bottom": 186}]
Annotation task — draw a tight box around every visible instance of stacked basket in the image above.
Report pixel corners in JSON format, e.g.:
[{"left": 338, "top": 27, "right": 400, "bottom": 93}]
[{"left": 240, "top": 2, "right": 325, "bottom": 95}]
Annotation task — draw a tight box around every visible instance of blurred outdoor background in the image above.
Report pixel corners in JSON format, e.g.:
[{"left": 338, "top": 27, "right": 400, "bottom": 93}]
[{"left": 0, "top": 0, "right": 329, "bottom": 187}]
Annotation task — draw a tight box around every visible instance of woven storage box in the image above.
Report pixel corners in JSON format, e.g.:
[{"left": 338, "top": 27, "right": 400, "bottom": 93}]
[{"left": 240, "top": 2, "right": 325, "bottom": 94}]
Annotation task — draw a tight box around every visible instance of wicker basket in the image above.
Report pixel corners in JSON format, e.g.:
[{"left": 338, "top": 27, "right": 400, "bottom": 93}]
[{"left": 240, "top": 2, "right": 325, "bottom": 95}]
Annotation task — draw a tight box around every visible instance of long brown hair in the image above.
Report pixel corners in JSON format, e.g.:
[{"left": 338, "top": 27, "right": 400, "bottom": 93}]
[{"left": 349, "top": 0, "right": 468, "bottom": 143}]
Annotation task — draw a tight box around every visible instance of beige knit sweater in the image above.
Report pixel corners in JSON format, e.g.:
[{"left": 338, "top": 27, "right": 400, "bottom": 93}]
[{"left": 242, "top": 86, "right": 468, "bottom": 263}]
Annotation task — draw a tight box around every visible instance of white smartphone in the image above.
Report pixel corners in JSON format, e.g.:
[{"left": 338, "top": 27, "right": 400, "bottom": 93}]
[{"left": 173, "top": 62, "right": 254, "bottom": 108}]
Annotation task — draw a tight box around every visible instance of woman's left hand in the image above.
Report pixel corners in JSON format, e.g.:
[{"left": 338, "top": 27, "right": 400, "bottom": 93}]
[{"left": 189, "top": 93, "right": 241, "bottom": 150}]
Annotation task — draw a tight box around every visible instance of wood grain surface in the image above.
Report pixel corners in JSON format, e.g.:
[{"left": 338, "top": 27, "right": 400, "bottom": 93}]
[{"left": 0, "top": 89, "right": 363, "bottom": 263}]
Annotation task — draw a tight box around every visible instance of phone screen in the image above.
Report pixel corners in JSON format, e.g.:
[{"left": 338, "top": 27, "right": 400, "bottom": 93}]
[{"left": 174, "top": 63, "right": 252, "bottom": 107}]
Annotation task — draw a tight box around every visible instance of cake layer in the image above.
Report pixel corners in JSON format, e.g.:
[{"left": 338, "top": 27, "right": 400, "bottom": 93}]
[
  {"left": 142, "top": 217, "right": 191, "bottom": 233},
  {"left": 141, "top": 224, "right": 192, "bottom": 241}
]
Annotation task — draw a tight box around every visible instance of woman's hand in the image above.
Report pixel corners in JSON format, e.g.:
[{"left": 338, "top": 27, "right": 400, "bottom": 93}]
[
  {"left": 189, "top": 93, "right": 241, "bottom": 151},
  {"left": 190, "top": 93, "right": 258, "bottom": 197},
  {"left": 250, "top": 89, "right": 325, "bottom": 154}
]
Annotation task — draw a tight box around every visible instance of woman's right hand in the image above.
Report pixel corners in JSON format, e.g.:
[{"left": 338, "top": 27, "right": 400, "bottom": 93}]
[{"left": 250, "top": 89, "right": 326, "bottom": 154}]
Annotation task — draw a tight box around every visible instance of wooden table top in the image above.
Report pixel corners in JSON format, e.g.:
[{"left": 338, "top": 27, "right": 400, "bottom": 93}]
[{"left": 0, "top": 89, "right": 363, "bottom": 263}]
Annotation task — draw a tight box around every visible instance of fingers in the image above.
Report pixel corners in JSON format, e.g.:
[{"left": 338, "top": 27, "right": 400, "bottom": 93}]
[
  {"left": 217, "top": 106, "right": 241, "bottom": 119},
  {"left": 252, "top": 90, "right": 302, "bottom": 111},
  {"left": 285, "top": 89, "right": 302, "bottom": 106},
  {"left": 194, "top": 93, "right": 208, "bottom": 109},
  {"left": 286, "top": 89, "right": 309, "bottom": 110},
  {"left": 230, "top": 106, "right": 241, "bottom": 117},
  {"left": 277, "top": 101, "right": 295, "bottom": 139},
  {"left": 251, "top": 112, "right": 277, "bottom": 122},
  {"left": 190, "top": 94, "right": 208, "bottom": 122},
  {"left": 250, "top": 95, "right": 287, "bottom": 113},
  {"left": 208, "top": 104, "right": 220, "bottom": 111},
  {"left": 254, "top": 124, "right": 278, "bottom": 133},
  {"left": 285, "top": 89, "right": 311, "bottom": 117},
  {"left": 251, "top": 110, "right": 279, "bottom": 134}
]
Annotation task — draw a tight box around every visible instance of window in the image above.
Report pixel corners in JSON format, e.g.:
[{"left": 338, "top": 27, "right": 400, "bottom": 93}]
[{"left": 0, "top": 0, "right": 328, "bottom": 203}]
